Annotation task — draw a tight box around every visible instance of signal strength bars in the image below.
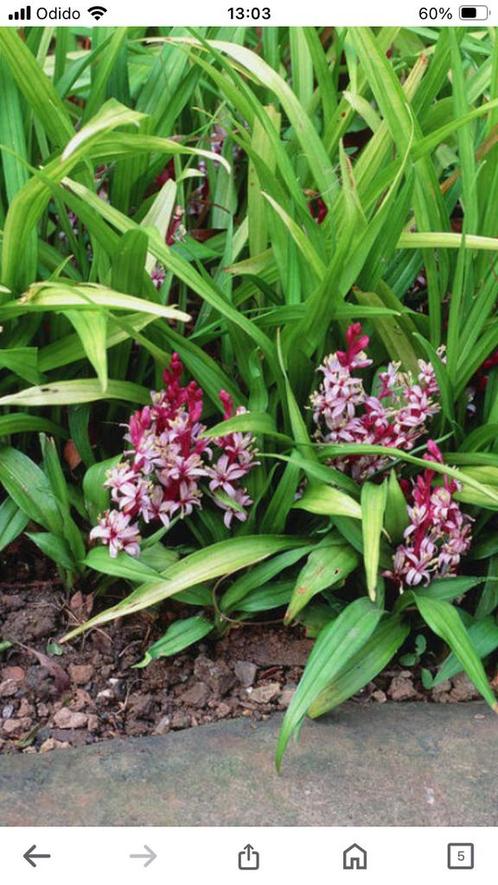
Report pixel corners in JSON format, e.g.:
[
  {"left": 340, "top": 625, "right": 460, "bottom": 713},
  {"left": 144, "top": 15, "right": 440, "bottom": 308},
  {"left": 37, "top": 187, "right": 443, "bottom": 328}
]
[{"left": 8, "top": 5, "right": 31, "bottom": 19}]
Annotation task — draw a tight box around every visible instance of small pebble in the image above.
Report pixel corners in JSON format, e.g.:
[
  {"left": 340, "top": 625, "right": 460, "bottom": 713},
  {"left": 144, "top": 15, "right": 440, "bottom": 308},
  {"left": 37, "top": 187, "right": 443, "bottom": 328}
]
[
  {"left": 53, "top": 708, "right": 88, "bottom": 729},
  {"left": 248, "top": 683, "right": 281, "bottom": 704},
  {"left": 234, "top": 660, "right": 257, "bottom": 688},
  {"left": 68, "top": 664, "right": 94, "bottom": 686}
]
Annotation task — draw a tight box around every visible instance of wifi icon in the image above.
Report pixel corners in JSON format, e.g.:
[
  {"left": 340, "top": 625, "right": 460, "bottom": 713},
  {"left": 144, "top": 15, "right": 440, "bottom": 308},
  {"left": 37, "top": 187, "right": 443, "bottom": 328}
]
[{"left": 88, "top": 5, "right": 107, "bottom": 19}]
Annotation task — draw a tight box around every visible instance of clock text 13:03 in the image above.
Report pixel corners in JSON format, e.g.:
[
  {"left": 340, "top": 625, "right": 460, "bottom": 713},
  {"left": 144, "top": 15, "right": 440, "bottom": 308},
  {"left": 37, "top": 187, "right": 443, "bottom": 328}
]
[{"left": 228, "top": 7, "right": 271, "bottom": 19}]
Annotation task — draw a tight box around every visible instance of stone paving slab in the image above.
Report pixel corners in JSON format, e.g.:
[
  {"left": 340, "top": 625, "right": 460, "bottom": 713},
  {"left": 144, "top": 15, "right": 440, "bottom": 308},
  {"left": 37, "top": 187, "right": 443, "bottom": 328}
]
[{"left": 0, "top": 703, "right": 496, "bottom": 826}]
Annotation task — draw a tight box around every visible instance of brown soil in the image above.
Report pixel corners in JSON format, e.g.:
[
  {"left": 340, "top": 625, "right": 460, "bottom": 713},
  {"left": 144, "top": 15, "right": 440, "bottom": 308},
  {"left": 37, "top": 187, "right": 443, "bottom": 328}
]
[{"left": 0, "top": 546, "right": 487, "bottom": 756}]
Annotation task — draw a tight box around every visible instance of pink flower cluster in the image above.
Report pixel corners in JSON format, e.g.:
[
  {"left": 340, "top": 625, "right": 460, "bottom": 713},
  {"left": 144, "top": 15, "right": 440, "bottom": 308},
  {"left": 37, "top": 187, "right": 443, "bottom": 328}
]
[
  {"left": 386, "top": 441, "right": 472, "bottom": 587},
  {"left": 310, "top": 323, "right": 441, "bottom": 481},
  {"left": 90, "top": 354, "right": 258, "bottom": 557}
]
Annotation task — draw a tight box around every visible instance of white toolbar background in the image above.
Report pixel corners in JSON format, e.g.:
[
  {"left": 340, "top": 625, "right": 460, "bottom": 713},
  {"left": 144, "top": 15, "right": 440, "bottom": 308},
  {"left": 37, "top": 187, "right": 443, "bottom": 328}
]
[
  {"left": 0, "top": 827, "right": 496, "bottom": 884},
  {"left": 0, "top": 0, "right": 495, "bottom": 26}
]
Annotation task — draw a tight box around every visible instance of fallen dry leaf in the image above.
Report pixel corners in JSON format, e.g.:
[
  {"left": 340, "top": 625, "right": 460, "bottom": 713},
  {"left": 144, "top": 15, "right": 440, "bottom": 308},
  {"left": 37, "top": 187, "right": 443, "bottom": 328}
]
[
  {"left": 63, "top": 439, "right": 82, "bottom": 470},
  {"left": 22, "top": 646, "right": 70, "bottom": 694}
]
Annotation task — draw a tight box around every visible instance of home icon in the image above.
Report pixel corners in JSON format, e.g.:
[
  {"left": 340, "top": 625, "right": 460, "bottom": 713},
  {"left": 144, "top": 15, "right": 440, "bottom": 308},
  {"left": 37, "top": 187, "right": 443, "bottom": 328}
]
[{"left": 343, "top": 843, "right": 367, "bottom": 870}]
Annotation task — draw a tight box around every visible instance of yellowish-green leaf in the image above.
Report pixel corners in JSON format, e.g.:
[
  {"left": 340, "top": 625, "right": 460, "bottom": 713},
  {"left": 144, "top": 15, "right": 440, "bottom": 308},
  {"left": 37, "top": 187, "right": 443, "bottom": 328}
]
[
  {"left": 0, "top": 379, "right": 149, "bottom": 408},
  {"left": 293, "top": 483, "right": 362, "bottom": 520},
  {"left": 65, "top": 310, "right": 108, "bottom": 392},
  {"left": 62, "top": 535, "right": 308, "bottom": 641},
  {"left": 397, "top": 232, "right": 498, "bottom": 251},
  {"left": 457, "top": 466, "right": 498, "bottom": 486},
  {"left": 141, "top": 178, "right": 177, "bottom": 273},
  {"left": 202, "top": 411, "right": 291, "bottom": 444},
  {"left": 384, "top": 470, "right": 410, "bottom": 544},
  {"left": 85, "top": 547, "right": 162, "bottom": 583},
  {"left": 343, "top": 90, "right": 382, "bottom": 132},
  {"left": 62, "top": 98, "right": 146, "bottom": 159},
  {"left": 361, "top": 481, "right": 388, "bottom": 601},
  {"left": 319, "top": 443, "right": 498, "bottom": 507},
  {"left": 15, "top": 282, "right": 190, "bottom": 323},
  {"left": 285, "top": 544, "right": 359, "bottom": 624}
]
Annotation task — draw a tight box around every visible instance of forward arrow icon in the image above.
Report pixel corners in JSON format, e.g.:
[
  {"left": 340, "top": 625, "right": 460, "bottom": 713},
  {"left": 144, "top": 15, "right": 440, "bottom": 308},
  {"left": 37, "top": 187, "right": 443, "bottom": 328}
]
[{"left": 130, "top": 845, "right": 157, "bottom": 868}]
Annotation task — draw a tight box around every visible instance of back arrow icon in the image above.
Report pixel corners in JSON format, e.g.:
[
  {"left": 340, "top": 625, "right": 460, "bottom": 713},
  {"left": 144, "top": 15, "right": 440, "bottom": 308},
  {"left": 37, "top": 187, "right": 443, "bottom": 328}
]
[
  {"left": 23, "top": 845, "right": 51, "bottom": 868},
  {"left": 129, "top": 845, "right": 157, "bottom": 868}
]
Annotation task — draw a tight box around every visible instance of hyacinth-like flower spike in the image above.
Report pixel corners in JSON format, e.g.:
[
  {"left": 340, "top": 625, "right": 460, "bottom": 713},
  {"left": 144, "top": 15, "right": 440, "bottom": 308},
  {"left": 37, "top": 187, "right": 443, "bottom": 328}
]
[
  {"left": 90, "top": 355, "right": 258, "bottom": 557},
  {"left": 386, "top": 441, "right": 472, "bottom": 588},
  {"left": 206, "top": 390, "right": 260, "bottom": 528},
  {"left": 310, "top": 323, "right": 442, "bottom": 481}
]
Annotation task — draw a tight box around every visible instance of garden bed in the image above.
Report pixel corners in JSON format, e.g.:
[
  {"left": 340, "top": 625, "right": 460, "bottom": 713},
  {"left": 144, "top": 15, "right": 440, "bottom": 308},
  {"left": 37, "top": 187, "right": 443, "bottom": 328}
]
[
  {"left": 0, "top": 24, "right": 497, "bottom": 769},
  {"left": 0, "top": 547, "right": 489, "bottom": 756}
]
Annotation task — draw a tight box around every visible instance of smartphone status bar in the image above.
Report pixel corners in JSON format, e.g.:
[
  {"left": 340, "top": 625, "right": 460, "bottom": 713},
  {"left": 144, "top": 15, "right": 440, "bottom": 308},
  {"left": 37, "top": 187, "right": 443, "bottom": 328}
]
[{"left": 0, "top": 0, "right": 496, "bottom": 26}]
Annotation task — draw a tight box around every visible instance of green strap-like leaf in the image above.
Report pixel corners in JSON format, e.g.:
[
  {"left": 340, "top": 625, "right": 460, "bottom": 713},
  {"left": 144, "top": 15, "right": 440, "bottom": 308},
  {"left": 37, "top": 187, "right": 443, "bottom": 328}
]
[
  {"left": 0, "top": 445, "right": 63, "bottom": 537},
  {"left": 433, "top": 617, "right": 498, "bottom": 686},
  {"left": 320, "top": 443, "right": 498, "bottom": 507},
  {"left": 361, "top": 481, "right": 388, "bottom": 601},
  {"left": 0, "top": 414, "right": 64, "bottom": 438},
  {"left": 308, "top": 616, "right": 410, "bottom": 718},
  {"left": 65, "top": 311, "right": 108, "bottom": 392},
  {"left": 134, "top": 616, "right": 214, "bottom": 668},
  {"left": 293, "top": 483, "right": 362, "bottom": 520},
  {"left": 85, "top": 547, "right": 162, "bottom": 584},
  {"left": 0, "top": 498, "right": 29, "bottom": 553},
  {"left": 415, "top": 595, "right": 498, "bottom": 712},
  {"left": 202, "top": 411, "right": 291, "bottom": 445},
  {"left": 0, "top": 28, "right": 74, "bottom": 147},
  {"left": 62, "top": 535, "right": 311, "bottom": 641},
  {"left": 0, "top": 379, "right": 150, "bottom": 408},
  {"left": 384, "top": 470, "right": 410, "bottom": 544},
  {"left": 284, "top": 544, "right": 359, "bottom": 624},
  {"left": 276, "top": 598, "right": 383, "bottom": 768}
]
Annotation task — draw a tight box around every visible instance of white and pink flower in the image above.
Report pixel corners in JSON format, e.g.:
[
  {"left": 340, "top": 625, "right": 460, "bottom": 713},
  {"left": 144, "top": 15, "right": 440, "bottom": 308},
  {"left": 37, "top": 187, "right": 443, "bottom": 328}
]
[
  {"left": 311, "top": 323, "right": 441, "bottom": 481},
  {"left": 90, "top": 355, "right": 258, "bottom": 557},
  {"left": 89, "top": 510, "right": 141, "bottom": 558},
  {"left": 385, "top": 442, "right": 472, "bottom": 588},
  {"left": 216, "top": 487, "right": 253, "bottom": 529}
]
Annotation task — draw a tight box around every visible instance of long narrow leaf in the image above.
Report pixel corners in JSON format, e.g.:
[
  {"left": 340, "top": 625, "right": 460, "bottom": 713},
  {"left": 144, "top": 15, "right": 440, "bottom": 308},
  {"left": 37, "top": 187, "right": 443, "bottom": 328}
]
[
  {"left": 361, "top": 481, "right": 388, "bottom": 600},
  {"left": 415, "top": 595, "right": 497, "bottom": 711},
  {"left": 62, "top": 535, "right": 310, "bottom": 641},
  {"left": 276, "top": 598, "right": 383, "bottom": 768}
]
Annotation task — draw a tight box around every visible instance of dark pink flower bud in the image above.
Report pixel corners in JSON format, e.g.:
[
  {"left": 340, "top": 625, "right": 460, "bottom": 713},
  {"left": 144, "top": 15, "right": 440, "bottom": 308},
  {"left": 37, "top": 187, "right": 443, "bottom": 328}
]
[
  {"left": 219, "top": 389, "right": 234, "bottom": 420},
  {"left": 425, "top": 439, "right": 443, "bottom": 463},
  {"left": 163, "top": 351, "right": 183, "bottom": 388}
]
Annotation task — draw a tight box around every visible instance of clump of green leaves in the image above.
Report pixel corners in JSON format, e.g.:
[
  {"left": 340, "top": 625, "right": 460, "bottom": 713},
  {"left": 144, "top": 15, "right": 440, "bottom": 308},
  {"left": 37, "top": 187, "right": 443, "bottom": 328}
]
[{"left": 0, "top": 25, "right": 497, "bottom": 765}]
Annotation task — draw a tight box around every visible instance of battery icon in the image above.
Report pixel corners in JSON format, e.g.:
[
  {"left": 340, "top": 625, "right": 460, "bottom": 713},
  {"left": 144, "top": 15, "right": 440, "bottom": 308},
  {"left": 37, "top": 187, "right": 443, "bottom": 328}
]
[{"left": 459, "top": 5, "right": 489, "bottom": 18}]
